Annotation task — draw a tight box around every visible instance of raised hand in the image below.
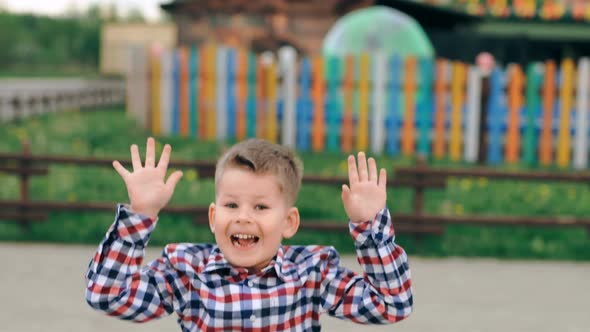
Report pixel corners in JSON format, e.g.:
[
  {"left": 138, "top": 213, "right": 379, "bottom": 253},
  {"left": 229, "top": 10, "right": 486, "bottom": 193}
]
[
  {"left": 112, "top": 137, "right": 183, "bottom": 219},
  {"left": 341, "top": 152, "right": 387, "bottom": 224}
]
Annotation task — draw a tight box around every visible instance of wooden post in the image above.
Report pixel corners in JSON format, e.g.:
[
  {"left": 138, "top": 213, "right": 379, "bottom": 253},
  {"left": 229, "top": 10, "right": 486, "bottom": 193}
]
[
  {"left": 19, "top": 141, "right": 31, "bottom": 229},
  {"left": 413, "top": 156, "right": 426, "bottom": 216},
  {"left": 412, "top": 155, "right": 429, "bottom": 247},
  {"left": 478, "top": 74, "right": 490, "bottom": 164}
]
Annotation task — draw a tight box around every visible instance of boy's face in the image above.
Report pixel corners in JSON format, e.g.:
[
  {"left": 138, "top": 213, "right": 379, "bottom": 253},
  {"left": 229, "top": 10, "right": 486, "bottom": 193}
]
[{"left": 208, "top": 167, "right": 299, "bottom": 274}]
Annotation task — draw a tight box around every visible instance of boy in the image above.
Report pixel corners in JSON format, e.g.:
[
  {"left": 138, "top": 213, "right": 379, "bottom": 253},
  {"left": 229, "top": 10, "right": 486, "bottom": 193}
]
[{"left": 85, "top": 137, "right": 413, "bottom": 331}]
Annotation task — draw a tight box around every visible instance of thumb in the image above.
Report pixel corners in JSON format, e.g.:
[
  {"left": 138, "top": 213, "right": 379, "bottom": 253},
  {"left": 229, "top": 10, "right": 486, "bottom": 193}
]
[{"left": 165, "top": 170, "right": 183, "bottom": 192}]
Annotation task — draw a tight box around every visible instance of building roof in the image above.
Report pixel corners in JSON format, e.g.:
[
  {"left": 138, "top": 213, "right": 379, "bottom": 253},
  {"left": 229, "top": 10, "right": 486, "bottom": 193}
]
[
  {"left": 411, "top": 0, "right": 590, "bottom": 23},
  {"left": 161, "top": 0, "right": 284, "bottom": 14},
  {"left": 162, "top": 0, "right": 590, "bottom": 23}
]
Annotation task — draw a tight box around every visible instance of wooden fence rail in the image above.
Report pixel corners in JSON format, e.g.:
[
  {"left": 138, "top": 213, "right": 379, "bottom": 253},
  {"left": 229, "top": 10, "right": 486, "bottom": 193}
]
[
  {"left": 1, "top": 144, "right": 589, "bottom": 236},
  {"left": 0, "top": 144, "right": 443, "bottom": 235},
  {"left": 396, "top": 161, "right": 590, "bottom": 234}
]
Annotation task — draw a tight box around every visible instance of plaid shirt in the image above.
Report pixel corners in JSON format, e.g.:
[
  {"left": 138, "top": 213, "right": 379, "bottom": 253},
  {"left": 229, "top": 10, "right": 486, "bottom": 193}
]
[{"left": 85, "top": 204, "right": 413, "bottom": 331}]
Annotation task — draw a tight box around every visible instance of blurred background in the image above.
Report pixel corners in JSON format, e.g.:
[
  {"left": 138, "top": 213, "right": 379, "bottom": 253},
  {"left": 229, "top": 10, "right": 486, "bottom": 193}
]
[{"left": 0, "top": 1, "right": 589, "bottom": 331}]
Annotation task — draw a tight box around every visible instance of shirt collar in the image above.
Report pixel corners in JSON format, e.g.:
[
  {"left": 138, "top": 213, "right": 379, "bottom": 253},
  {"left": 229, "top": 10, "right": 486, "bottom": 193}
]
[{"left": 203, "top": 245, "right": 298, "bottom": 282}]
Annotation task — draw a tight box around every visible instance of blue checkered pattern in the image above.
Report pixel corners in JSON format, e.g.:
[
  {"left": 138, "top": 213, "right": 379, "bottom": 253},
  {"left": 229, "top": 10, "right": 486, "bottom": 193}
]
[{"left": 85, "top": 204, "right": 413, "bottom": 331}]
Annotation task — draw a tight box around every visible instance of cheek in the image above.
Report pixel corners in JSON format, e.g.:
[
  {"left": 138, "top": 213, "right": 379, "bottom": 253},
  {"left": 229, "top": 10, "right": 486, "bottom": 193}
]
[{"left": 264, "top": 220, "right": 288, "bottom": 241}]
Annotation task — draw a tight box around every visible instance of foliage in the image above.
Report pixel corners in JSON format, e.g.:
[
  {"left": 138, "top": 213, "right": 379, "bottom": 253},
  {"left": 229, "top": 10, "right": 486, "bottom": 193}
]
[
  {"left": 0, "top": 108, "right": 588, "bottom": 261},
  {"left": 0, "top": 7, "right": 147, "bottom": 77},
  {"left": 0, "top": 11, "right": 100, "bottom": 74}
]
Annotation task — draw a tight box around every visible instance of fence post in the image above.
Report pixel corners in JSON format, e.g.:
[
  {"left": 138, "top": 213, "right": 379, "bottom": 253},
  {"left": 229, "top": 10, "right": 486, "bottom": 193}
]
[
  {"left": 19, "top": 141, "right": 31, "bottom": 229},
  {"left": 413, "top": 156, "right": 426, "bottom": 216}
]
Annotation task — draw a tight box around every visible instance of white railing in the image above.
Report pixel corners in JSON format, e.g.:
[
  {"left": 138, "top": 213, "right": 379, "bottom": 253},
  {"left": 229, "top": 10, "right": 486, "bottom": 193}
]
[{"left": 0, "top": 79, "right": 126, "bottom": 122}]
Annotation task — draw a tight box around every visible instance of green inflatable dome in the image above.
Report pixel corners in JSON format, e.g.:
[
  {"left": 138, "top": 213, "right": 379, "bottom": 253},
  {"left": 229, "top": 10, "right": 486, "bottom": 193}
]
[{"left": 323, "top": 5, "right": 435, "bottom": 57}]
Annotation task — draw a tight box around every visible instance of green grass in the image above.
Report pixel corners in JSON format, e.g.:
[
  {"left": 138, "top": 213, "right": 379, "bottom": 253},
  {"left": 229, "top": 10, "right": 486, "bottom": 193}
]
[{"left": 0, "top": 108, "right": 589, "bottom": 260}]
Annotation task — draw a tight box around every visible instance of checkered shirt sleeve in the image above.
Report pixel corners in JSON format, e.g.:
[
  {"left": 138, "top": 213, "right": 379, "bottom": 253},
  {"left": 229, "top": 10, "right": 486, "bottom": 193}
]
[
  {"left": 320, "top": 207, "right": 413, "bottom": 323},
  {"left": 85, "top": 204, "right": 181, "bottom": 322}
]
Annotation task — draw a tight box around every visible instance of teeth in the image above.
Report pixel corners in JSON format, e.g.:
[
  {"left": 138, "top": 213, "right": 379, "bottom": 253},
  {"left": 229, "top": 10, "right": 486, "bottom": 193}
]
[{"left": 233, "top": 233, "right": 257, "bottom": 239}]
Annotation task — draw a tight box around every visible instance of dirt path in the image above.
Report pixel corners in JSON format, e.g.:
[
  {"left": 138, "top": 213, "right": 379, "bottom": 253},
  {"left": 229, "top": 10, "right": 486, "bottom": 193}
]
[{"left": 1, "top": 243, "right": 588, "bottom": 332}]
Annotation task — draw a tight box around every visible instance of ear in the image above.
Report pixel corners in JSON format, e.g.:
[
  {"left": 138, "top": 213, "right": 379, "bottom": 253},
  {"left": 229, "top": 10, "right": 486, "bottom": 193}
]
[
  {"left": 208, "top": 202, "right": 216, "bottom": 233},
  {"left": 282, "top": 207, "right": 300, "bottom": 239}
]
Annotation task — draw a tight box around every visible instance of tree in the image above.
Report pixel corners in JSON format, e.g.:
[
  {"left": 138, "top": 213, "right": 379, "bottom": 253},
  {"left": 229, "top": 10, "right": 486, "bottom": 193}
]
[
  {"left": 85, "top": 3, "right": 103, "bottom": 23},
  {"left": 64, "top": 0, "right": 81, "bottom": 18},
  {"left": 103, "top": 3, "right": 120, "bottom": 22},
  {"left": 126, "top": 7, "right": 145, "bottom": 23}
]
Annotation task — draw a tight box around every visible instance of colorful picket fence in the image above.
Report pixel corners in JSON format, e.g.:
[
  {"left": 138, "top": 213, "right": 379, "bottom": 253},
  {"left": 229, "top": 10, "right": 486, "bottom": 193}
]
[{"left": 126, "top": 45, "right": 590, "bottom": 169}]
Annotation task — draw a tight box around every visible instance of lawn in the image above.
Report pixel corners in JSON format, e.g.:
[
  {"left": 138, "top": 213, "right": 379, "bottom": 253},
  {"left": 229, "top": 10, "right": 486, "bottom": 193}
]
[{"left": 0, "top": 108, "right": 588, "bottom": 260}]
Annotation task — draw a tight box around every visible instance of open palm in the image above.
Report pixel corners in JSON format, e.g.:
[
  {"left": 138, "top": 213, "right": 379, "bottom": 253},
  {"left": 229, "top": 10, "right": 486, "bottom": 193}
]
[
  {"left": 112, "top": 137, "right": 183, "bottom": 219},
  {"left": 341, "top": 152, "right": 387, "bottom": 224}
]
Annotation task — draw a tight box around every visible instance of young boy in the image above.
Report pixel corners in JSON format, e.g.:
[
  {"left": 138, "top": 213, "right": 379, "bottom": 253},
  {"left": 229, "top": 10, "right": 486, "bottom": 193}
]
[{"left": 85, "top": 137, "right": 413, "bottom": 331}]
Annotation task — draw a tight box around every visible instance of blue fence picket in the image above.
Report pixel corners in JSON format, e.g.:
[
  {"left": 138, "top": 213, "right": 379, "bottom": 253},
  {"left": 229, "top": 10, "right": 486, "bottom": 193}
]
[
  {"left": 487, "top": 69, "right": 504, "bottom": 164},
  {"left": 226, "top": 48, "right": 236, "bottom": 140},
  {"left": 246, "top": 53, "right": 257, "bottom": 138},
  {"left": 418, "top": 57, "right": 433, "bottom": 156},
  {"left": 297, "top": 57, "right": 312, "bottom": 151},
  {"left": 386, "top": 55, "right": 402, "bottom": 155},
  {"left": 326, "top": 56, "right": 341, "bottom": 152}
]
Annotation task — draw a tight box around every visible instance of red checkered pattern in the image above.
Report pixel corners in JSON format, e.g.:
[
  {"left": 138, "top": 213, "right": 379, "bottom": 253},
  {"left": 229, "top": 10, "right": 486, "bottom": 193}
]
[{"left": 85, "top": 204, "right": 413, "bottom": 331}]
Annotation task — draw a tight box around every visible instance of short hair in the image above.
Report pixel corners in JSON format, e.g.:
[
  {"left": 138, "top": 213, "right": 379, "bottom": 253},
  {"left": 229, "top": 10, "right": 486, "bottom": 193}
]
[{"left": 214, "top": 139, "right": 303, "bottom": 206}]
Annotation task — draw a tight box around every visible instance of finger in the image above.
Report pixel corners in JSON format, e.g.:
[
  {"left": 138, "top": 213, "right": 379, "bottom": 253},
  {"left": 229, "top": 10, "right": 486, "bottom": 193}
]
[
  {"left": 157, "top": 144, "right": 172, "bottom": 170},
  {"left": 368, "top": 157, "right": 378, "bottom": 183},
  {"left": 112, "top": 160, "right": 130, "bottom": 180},
  {"left": 378, "top": 168, "right": 387, "bottom": 190},
  {"left": 341, "top": 184, "right": 350, "bottom": 204},
  {"left": 165, "top": 170, "right": 183, "bottom": 191},
  {"left": 145, "top": 137, "right": 156, "bottom": 168},
  {"left": 357, "top": 152, "right": 368, "bottom": 181},
  {"left": 130, "top": 144, "right": 142, "bottom": 171},
  {"left": 347, "top": 155, "right": 359, "bottom": 185}
]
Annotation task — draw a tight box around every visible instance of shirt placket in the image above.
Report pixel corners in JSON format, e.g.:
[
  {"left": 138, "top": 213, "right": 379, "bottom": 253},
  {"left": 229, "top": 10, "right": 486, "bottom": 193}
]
[{"left": 240, "top": 276, "right": 259, "bottom": 330}]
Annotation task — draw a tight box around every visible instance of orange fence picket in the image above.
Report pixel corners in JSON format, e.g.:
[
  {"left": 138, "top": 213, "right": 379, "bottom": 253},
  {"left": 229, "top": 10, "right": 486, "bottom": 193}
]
[
  {"left": 401, "top": 57, "right": 417, "bottom": 156},
  {"left": 557, "top": 59, "right": 575, "bottom": 168},
  {"left": 505, "top": 65, "right": 524, "bottom": 163},
  {"left": 539, "top": 60, "right": 556, "bottom": 166},
  {"left": 236, "top": 49, "right": 247, "bottom": 141},
  {"left": 341, "top": 56, "right": 354, "bottom": 153},
  {"left": 312, "top": 56, "right": 325, "bottom": 152}
]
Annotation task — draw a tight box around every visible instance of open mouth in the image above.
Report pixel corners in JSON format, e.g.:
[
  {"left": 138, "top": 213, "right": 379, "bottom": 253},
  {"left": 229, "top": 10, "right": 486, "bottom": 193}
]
[{"left": 230, "top": 233, "right": 260, "bottom": 248}]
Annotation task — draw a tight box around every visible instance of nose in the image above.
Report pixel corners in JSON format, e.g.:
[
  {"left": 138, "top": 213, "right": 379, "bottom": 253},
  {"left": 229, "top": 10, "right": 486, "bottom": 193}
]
[{"left": 235, "top": 208, "right": 252, "bottom": 223}]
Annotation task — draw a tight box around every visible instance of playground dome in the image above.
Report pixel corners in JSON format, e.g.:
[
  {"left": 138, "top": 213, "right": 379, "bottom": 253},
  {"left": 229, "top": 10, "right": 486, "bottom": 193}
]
[{"left": 322, "top": 5, "right": 435, "bottom": 57}]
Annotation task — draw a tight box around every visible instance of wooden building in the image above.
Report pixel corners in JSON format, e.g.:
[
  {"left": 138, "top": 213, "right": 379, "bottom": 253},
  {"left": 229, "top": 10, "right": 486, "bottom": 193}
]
[
  {"left": 160, "top": 0, "right": 590, "bottom": 63},
  {"left": 160, "top": 0, "right": 373, "bottom": 55},
  {"left": 100, "top": 23, "right": 177, "bottom": 75}
]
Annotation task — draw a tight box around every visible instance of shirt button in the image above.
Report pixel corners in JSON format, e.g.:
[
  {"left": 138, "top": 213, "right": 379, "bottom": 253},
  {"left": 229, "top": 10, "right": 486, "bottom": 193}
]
[
  {"left": 247, "top": 280, "right": 254, "bottom": 287},
  {"left": 250, "top": 314, "right": 256, "bottom": 322}
]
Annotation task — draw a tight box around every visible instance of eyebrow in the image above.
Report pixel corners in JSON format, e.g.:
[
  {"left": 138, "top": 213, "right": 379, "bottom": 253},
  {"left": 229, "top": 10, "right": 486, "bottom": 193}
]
[{"left": 221, "top": 194, "right": 270, "bottom": 200}]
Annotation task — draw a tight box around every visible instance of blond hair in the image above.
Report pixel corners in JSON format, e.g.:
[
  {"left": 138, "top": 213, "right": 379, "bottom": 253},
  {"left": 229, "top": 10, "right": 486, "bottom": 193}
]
[{"left": 214, "top": 139, "right": 303, "bottom": 206}]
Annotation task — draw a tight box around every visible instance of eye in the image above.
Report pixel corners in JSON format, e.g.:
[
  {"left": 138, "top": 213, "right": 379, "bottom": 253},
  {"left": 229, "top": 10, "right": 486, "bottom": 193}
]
[
  {"left": 224, "top": 202, "right": 238, "bottom": 209},
  {"left": 255, "top": 204, "right": 268, "bottom": 211}
]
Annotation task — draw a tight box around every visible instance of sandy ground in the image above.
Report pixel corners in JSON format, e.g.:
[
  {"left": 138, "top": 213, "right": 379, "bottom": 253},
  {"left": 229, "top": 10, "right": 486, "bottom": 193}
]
[{"left": 1, "top": 242, "right": 588, "bottom": 332}]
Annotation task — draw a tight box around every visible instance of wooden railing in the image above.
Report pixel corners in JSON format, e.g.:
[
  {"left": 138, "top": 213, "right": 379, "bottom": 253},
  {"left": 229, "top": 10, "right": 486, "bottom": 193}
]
[
  {"left": 0, "top": 144, "right": 443, "bottom": 235},
  {"left": 395, "top": 162, "right": 590, "bottom": 233},
  {"left": 2, "top": 144, "right": 588, "bottom": 236}
]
